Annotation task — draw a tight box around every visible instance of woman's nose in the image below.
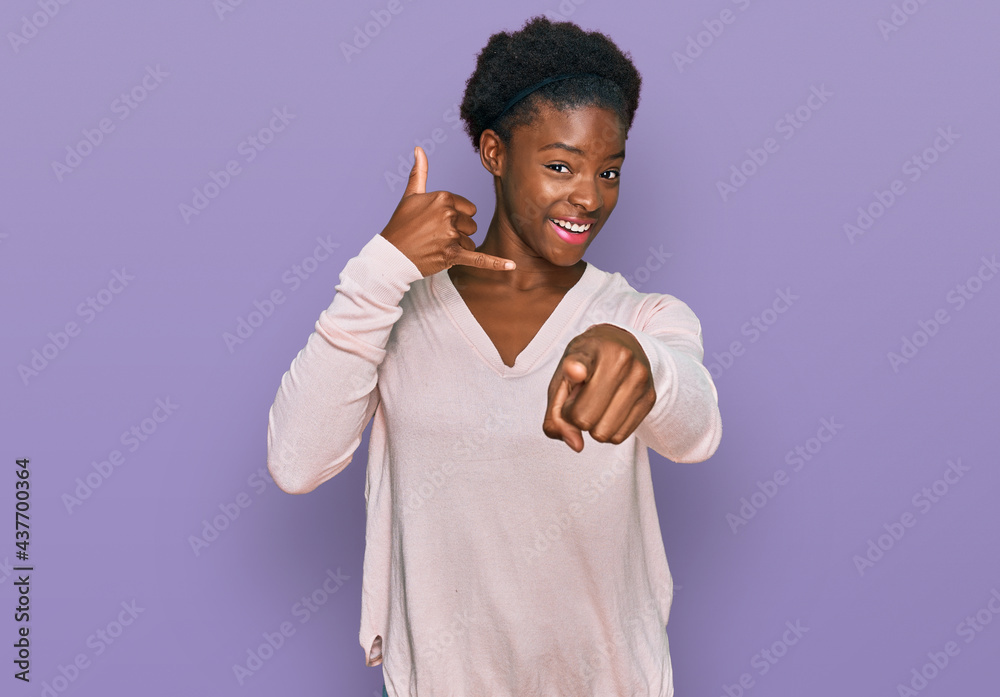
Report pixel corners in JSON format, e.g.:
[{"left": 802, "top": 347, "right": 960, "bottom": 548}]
[{"left": 567, "top": 175, "right": 601, "bottom": 212}]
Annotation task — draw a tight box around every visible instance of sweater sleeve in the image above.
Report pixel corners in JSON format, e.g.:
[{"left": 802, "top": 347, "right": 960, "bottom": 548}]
[
  {"left": 598, "top": 294, "right": 722, "bottom": 463},
  {"left": 266, "top": 233, "right": 425, "bottom": 494}
]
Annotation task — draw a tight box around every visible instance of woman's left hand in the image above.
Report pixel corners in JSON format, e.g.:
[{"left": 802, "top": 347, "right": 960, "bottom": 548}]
[{"left": 543, "top": 324, "right": 656, "bottom": 452}]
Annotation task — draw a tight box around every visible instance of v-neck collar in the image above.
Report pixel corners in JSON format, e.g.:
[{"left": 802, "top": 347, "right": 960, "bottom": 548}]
[{"left": 430, "top": 262, "right": 602, "bottom": 378}]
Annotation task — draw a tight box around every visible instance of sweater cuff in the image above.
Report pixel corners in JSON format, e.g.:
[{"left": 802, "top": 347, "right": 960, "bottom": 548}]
[{"left": 339, "top": 233, "right": 425, "bottom": 306}]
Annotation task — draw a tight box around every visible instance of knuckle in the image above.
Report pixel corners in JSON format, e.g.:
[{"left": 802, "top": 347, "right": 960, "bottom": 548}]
[
  {"left": 573, "top": 413, "right": 595, "bottom": 432},
  {"left": 613, "top": 349, "right": 633, "bottom": 368},
  {"left": 630, "top": 360, "right": 651, "bottom": 383},
  {"left": 603, "top": 350, "right": 631, "bottom": 375}
]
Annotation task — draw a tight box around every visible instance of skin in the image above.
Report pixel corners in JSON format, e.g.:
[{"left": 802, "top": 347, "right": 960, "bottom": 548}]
[{"left": 380, "top": 100, "right": 656, "bottom": 452}]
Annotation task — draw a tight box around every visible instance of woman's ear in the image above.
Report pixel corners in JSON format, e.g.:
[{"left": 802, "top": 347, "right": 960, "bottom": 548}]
[{"left": 479, "top": 129, "right": 504, "bottom": 177}]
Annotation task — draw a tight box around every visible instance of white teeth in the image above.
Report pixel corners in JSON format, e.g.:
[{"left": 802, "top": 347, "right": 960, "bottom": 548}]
[{"left": 552, "top": 219, "right": 591, "bottom": 233}]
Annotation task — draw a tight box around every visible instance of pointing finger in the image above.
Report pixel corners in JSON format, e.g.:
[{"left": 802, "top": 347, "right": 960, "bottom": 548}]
[
  {"left": 543, "top": 359, "right": 589, "bottom": 451},
  {"left": 544, "top": 373, "right": 583, "bottom": 451},
  {"left": 450, "top": 247, "right": 516, "bottom": 271}
]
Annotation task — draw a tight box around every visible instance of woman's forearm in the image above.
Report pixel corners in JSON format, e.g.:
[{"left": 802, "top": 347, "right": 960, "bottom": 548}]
[{"left": 266, "top": 233, "right": 424, "bottom": 494}]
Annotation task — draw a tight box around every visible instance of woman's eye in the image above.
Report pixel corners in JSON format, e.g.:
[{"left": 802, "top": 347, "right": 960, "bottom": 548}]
[{"left": 546, "top": 164, "right": 620, "bottom": 180}]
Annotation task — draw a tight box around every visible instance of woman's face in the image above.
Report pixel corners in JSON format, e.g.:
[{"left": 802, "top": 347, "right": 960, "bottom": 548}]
[{"left": 493, "top": 103, "right": 627, "bottom": 266}]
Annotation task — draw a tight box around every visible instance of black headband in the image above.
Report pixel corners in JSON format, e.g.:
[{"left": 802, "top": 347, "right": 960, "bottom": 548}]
[{"left": 487, "top": 72, "right": 602, "bottom": 131}]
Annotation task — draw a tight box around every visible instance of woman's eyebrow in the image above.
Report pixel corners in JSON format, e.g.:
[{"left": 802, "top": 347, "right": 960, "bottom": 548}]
[{"left": 538, "top": 142, "right": 626, "bottom": 160}]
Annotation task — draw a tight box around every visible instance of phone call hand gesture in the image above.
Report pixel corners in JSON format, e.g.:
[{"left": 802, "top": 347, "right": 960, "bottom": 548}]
[{"left": 379, "top": 146, "right": 517, "bottom": 277}]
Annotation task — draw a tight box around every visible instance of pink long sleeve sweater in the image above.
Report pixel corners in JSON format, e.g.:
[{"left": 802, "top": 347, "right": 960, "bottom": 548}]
[{"left": 266, "top": 232, "right": 722, "bottom": 697}]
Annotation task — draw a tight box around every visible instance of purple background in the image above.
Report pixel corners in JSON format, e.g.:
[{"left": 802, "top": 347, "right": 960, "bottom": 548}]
[{"left": 3, "top": 0, "right": 999, "bottom": 695}]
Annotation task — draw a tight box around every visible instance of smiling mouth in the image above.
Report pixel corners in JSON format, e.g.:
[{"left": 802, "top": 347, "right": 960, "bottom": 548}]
[
  {"left": 550, "top": 217, "right": 593, "bottom": 233},
  {"left": 548, "top": 218, "right": 592, "bottom": 245}
]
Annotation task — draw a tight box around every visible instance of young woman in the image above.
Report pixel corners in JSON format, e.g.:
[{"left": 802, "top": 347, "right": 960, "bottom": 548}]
[{"left": 267, "top": 16, "right": 722, "bottom": 697}]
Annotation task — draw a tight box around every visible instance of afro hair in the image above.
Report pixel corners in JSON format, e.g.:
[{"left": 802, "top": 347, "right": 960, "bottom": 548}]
[{"left": 459, "top": 15, "right": 642, "bottom": 153}]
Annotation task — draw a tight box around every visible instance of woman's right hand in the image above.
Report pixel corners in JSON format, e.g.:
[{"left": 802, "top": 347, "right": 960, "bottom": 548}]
[{"left": 379, "top": 146, "right": 516, "bottom": 277}]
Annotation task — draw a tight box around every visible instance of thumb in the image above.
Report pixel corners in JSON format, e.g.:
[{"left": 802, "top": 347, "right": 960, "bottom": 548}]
[
  {"left": 561, "top": 359, "right": 588, "bottom": 409},
  {"left": 563, "top": 357, "right": 588, "bottom": 385},
  {"left": 403, "top": 146, "right": 427, "bottom": 197}
]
